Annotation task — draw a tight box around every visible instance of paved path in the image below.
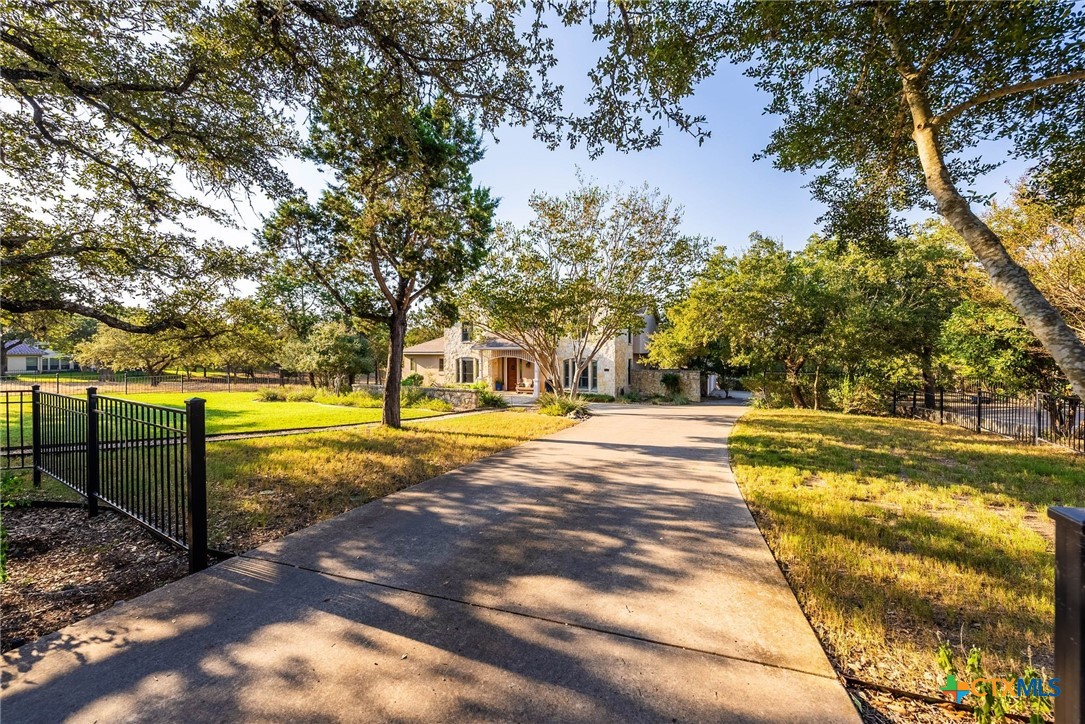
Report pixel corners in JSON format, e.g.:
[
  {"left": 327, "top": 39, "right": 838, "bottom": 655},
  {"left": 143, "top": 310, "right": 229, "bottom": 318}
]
[{"left": 1, "top": 401, "right": 859, "bottom": 723}]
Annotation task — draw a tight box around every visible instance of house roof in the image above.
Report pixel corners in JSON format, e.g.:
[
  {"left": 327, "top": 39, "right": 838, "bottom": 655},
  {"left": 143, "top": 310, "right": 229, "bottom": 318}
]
[
  {"left": 4, "top": 341, "right": 47, "bottom": 356},
  {"left": 403, "top": 336, "right": 445, "bottom": 355}
]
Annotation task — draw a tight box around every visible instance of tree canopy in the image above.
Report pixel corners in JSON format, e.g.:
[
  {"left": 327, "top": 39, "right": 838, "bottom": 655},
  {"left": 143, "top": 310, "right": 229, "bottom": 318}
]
[
  {"left": 465, "top": 181, "right": 707, "bottom": 397},
  {"left": 261, "top": 100, "right": 496, "bottom": 426}
]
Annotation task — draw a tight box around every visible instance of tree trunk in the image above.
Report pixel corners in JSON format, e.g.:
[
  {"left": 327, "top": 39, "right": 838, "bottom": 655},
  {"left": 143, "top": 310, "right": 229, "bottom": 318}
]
[
  {"left": 901, "top": 77, "right": 1085, "bottom": 401},
  {"left": 785, "top": 360, "right": 807, "bottom": 408},
  {"left": 812, "top": 365, "right": 820, "bottom": 411},
  {"left": 308, "top": 371, "right": 316, "bottom": 388},
  {"left": 383, "top": 312, "right": 408, "bottom": 428},
  {"left": 921, "top": 347, "right": 938, "bottom": 410}
]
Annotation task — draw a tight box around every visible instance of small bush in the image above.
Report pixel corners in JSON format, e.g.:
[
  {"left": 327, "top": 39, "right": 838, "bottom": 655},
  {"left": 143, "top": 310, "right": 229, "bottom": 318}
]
[
  {"left": 660, "top": 372, "right": 682, "bottom": 396},
  {"left": 402, "top": 373, "right": 424, "bottom": 387},
  {"left": 537, "top": 393, "right": 590, "bottom": 418},
  {"left": 285, "top": 386, "right": 317, "bottom": 402},
  {"left": 409, "top": 397, "right": 454, "bottom": 412},
  {"left": 478, "top": 389, "right": 509, "bottom": 408},
  {"left": 828, "top": 377, "right": 887, "bottom": 415},
  {"left": 616, "top": 390, "right": 646, "bottom": 404},
  {"left": 651, "top": 393, "right": 692, "bottom": 406},
  {"left": 400, "top": 386, "right": 429, "bottom": 408},
  {"left": 254, "top": 387, "right": 287, "bottom": 402},
  {"left": 580, "top": 393, "right": 615, "bottom": 403},
  {"left": 314, "top": 390, "right": 382, "bottom": 408}
]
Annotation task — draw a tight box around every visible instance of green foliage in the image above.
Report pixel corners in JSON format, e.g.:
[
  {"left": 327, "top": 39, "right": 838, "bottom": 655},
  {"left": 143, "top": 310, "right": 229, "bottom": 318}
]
[
  {"left": 402, "top": 373, "right": 424, "bottom": 387},
  {"left": 478, "top": 389, "right": 509, "bottom": 409},
  {"left": 254, "top": 387, "right": 286, "bottom": 402},
  {"left": 651, "top": 393, "right": 692, "bottom": 406},
  {"left": 464, "top": 180, "right": 707, "bottom": 398},
  {"left": 660, "top": 372, "right": 682, "bottom": 395},
  {"left": 580, "top": 393, "right": 615, "bottom": 403},
  {"left": 261, "top": 101, "right": 496, "bottom": 426},
  {"left": 537, "top": 393, "right": 591, "bottom": 418},
  {"left": 278, "top": 321, "right": 373, "bottom": 390},
  {"left": 936, "top": 643, "right": 1052, "bottom": 724},
  {"left": 826, "top": 377, "right": 890, "bottom": 416},
  {"left": 1, "top": 472, "right": 28, "bottom": 584},
  {"left": 312, "top": 390, "right": 383, "bottom": 409},
  {"left": 285, "top": 387, "right": 317, "bottom": 403}
]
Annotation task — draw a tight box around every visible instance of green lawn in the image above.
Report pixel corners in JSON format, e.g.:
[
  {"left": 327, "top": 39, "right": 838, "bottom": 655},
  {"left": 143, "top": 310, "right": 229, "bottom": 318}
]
[
  {"left": 0, "top": 391, "right": 442, "bottom": 441},
  {"left": 116, "top": 391, "right": 441, "bottom": 435},
  {"left": 206, "top": 410, "right": 575, "bottom": 551},
  {"left": 730, "top": 408, "right": 1084, "bottom": 700}
]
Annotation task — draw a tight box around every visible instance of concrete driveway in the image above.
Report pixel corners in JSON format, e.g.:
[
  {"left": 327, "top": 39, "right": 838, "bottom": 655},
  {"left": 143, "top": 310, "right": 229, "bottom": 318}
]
[{"left": 1, "top": 401, "right": 860, "bottom": 723}]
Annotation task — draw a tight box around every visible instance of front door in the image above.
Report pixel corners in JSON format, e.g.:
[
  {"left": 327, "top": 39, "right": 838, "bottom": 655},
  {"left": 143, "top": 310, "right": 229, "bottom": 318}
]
[{"left": 506, "top": 358, "right": 518, "bottom": 389}]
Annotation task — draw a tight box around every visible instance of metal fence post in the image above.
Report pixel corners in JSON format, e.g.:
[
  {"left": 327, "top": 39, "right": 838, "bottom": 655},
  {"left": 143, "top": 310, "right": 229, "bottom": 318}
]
[
  {"left": 939, "top": 387, "right": 944, "bottom": 425},
  {"left": 124, "top": 371, "right": 128, "bottom": 395},
  {"left": 1048, "top": 507, "right": 1084, "bottom": 724},
  {"left": 185, "top": 397, "right": 208, "bottom": 573},
  {"left": 1035, "top": 391, "right": 1043, "bottom": 446},
  {"left": 976, "top": 391, "right": 983, "bottom": 433},
  {"left": 55, "top": 372, "right": 60, "bottom": 394},
  {"left": 85, "top": 387, "right": 99, "bottom": 517},
  {"left": 911, "top": 389, "right": 917, "bottom": 417},
  {"left": 180, "top": 375, "right": 185, "bottom": 393},
  {"left": 227, "top": 371, "right": 232, "bottom": 393},
  {"left": 891, "top": 389, "right": 898, "bottom": 416},
  {"left": 31, "top": 384, "right": 41, "bottom": 488}
]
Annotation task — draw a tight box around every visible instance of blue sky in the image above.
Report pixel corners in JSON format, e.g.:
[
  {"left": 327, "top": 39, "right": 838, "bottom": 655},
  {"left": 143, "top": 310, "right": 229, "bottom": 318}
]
[{"left": 223, "top": 23, "right": 1032, "bottom": 255}]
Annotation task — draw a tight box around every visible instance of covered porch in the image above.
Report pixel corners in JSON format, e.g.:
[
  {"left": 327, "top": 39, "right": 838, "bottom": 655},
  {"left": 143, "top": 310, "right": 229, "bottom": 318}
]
[{"left": 473, "top": 342, "right": 541, "bottom": 396}]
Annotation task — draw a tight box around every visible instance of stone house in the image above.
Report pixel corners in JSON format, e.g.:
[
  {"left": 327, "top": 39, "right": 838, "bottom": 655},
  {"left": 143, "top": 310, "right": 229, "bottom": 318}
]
[{"left": 403, "top": 318, "right": 659, "bottom": 398}]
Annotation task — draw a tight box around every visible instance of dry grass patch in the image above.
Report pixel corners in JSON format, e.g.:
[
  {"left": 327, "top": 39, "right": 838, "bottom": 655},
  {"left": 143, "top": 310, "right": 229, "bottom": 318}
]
[
  {"left": 207, "top": 410, "right": 575, "bottom": 552},
  {"left": 730, "top": 408, "right": 1084, "bottom": 699}
]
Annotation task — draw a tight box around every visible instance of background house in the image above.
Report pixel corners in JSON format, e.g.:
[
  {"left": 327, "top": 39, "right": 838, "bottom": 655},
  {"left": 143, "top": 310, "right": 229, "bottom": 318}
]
[{"left": 2, "top": 340, "right": 80, "bottom": 374}]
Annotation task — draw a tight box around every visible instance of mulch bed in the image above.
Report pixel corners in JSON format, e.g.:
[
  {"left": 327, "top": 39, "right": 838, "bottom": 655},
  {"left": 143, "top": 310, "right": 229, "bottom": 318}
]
[{"left": 1, "top": 506, "right": 188, "bottom": 653}]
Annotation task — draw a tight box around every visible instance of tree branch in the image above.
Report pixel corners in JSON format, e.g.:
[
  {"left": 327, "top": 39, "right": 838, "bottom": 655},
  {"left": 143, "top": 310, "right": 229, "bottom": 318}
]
[
  {"left": 0, "top": 298, "right": 185, "bottom": 333},
  {"left": 933, "top": 70, "right": 1085, "bottom": 127}
]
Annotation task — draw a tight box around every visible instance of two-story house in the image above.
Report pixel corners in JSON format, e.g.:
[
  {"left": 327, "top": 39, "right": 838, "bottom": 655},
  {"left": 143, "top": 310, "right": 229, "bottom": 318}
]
[{"left": 403, "top": 318, "right": 657, "bottom": 398}]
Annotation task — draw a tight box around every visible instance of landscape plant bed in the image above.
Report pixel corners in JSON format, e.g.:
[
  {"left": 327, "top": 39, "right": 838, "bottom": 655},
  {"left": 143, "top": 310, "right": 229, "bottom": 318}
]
[
  {"left": 730, "top": 408, "right": 1083, "bottom": 721},
  {"left": 1, "top": 506, "right": 188, "bottom": 653}
]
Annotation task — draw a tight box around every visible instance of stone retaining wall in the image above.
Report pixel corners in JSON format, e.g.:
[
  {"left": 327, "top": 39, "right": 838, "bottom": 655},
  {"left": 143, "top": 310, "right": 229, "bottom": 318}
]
[
  {"left": 630, "top": 368, "right": 702, "bottom": 402},
  {"left": 352, "top": 383, "right": 480, "bottom": 411}
]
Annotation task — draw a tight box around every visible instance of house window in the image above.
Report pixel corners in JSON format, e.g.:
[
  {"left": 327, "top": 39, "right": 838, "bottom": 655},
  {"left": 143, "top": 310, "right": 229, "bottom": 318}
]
[
  {"left": 457, "top": 357, "right": 477, "bottom": 384},
  {"left": 25, "top": 357, "right": 37, "bottom": 371},
  {"left": 438, "top": 358, "right": 445, "bottom": 372},
  {"left": 628, "top": 358, "right": 632, "bottom": 384},
  {"left": 409, "top": 359, "right": 416, "bottom": 372},
  {"left": 461, "top": 323, "right": 473, "bottom": 342},
  {"left": 562, "top": 359, "right": 598, "bottom": 392}
]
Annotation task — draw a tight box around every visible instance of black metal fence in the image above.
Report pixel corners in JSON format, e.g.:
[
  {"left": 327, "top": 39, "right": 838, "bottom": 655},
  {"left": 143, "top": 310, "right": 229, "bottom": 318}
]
[
  {"left": 1, "top": 386, "right": 209, "bottom": 571},
  {"left": 1, "top": 370, "right": 385, "bottom": 396},
  {"left": 1, "top": 389, "right": 33, "bottom": 470},
  {"left": 891, "top": 384, "right": 1084, "bottom": 454}
]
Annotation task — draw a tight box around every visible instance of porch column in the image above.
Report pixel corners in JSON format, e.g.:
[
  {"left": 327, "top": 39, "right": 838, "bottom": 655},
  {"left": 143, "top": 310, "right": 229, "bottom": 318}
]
[{"left": 532, "top": 358, "right": 541, "bottom": 400}]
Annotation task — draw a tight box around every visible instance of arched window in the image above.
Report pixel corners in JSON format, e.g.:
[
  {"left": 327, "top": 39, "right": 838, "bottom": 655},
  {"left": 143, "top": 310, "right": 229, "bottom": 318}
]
[
  {"left": 456, "top": 357, "right": 477, "bottom": 384},
  {"left": 562, "top": 359, "right": 598, "bottom": 392}
]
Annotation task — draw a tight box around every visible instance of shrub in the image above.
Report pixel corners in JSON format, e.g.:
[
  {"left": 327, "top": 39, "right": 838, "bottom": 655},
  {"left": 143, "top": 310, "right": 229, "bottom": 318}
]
[
  {"left": 580, "top": 393, "right": 615, "bottom": 403},
  {"left": 651, "top": 393, "right": 692, "bottom": 405},
  {"left": 616, "top": 390, "right": 646, "bottom": 404},
  {"left": 827, "top": 377, "right": 887, "bottom": 415},
  {"left": 402, "top": 373, "right": 424, "bottom": 387},
  {"left": 400, "top": 386, "right": 429, "bottom": 408},
  {"left": 537, "top": 393, "right": 590, "bottom": 418},
  {"left": 254, "top": 387, "right": 287, "bottom": 402},
  {"left": 285, "top": 386, "right": 317, "bottom": 402},
  {"left": 660, "top": 372, "right": 682, "bottom": 395},
  {"left": 409, "top": 397, "right": 454, "bottom": 412},
  {"left": 314, "top": 390, "right": 382, "bottom": 408},
  {"left": 478, "top": 389, "right": 509, "bottom": 408}
]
